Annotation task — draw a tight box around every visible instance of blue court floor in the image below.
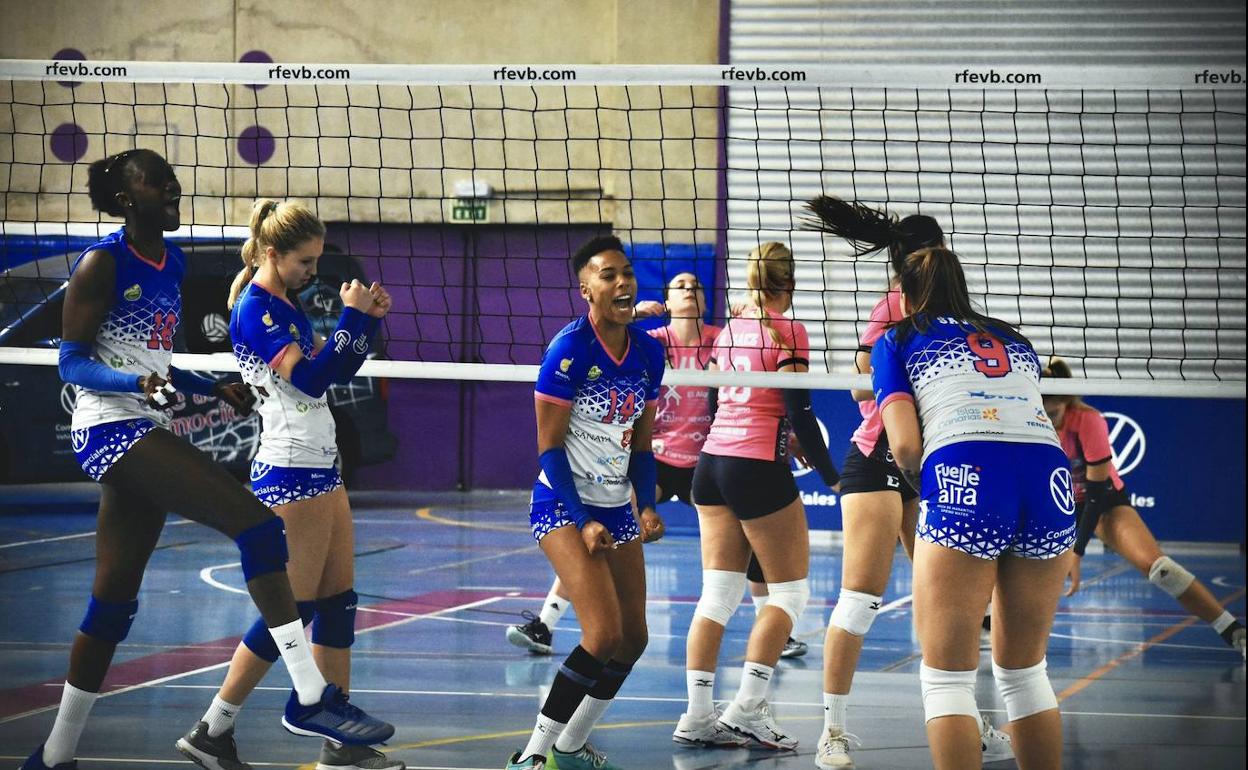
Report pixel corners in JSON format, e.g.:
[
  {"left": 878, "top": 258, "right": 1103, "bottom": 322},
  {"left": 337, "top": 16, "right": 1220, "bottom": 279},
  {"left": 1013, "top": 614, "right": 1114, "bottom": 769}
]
[{"left": 0, "top": 489, "right": 1243, "bottom": 769}]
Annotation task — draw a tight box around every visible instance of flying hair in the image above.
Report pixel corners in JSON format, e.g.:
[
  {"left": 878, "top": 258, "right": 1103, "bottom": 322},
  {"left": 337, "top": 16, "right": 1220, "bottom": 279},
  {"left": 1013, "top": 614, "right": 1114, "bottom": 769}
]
[{"left": 803, "top": 195, "right": 944, "bottom": 276}]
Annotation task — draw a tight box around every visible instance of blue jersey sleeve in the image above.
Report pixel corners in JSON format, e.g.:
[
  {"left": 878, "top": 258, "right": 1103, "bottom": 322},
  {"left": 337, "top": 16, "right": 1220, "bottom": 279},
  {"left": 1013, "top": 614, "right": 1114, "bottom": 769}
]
[
  {"left": 871, "top": 329, "right": 914, "bottom": 407},
  {"left": 234, "top": 296, "right": 299, "bottom": 367},
  {"left": 535, "top": 330, "right": 584, "bottom": 404}
]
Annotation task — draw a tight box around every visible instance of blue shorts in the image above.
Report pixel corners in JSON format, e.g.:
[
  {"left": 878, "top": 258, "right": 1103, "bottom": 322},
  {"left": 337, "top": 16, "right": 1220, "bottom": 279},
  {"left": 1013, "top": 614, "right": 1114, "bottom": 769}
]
[
  {"left": 917, "top": 441, "right": 1076, "bottom": 560},
  {"left": 250, "top": 462, "right": 343, "bottom": 508},
  {"left": 71, "top": 419, "right": 157, "bottom": 482},
  {"left": 529, "top": 482, "right": 640, "bottom": 545}
]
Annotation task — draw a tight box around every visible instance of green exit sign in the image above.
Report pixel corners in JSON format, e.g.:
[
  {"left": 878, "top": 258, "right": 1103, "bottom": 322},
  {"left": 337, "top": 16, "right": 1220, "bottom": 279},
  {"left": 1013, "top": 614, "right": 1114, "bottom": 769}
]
[{"left": 451, "top": 199, "right": 489, "bottom": 222}]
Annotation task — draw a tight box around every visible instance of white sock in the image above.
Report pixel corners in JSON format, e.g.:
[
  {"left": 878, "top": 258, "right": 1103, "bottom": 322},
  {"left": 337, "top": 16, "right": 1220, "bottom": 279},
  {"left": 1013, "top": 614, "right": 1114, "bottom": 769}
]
[
  {"left": 735, "top": 661, "right": 774, "bottom": 705},
  {"left": 202, "top": 694, "right": 242, "bottom": 738},
  {"left": 519, "top": 713, "right": 565, "bottom": 762},
  {"left": 1212, "top": 611, "right": 1236, "bottom": 634},
  {"left": 686, "top": 669, "right": 716, "bottom": 718},
  {"left": 270, "top": 619, "right": 327, "bottom": 705},
  {"left": 539, "top": 587, "right": 571, "bottom": 629},
  {"left": 823, "top": 692, "right": 848, "bottom": 732},
  {"left": 43, "top": 683, "right": 98, "bottom": 766},
  {"left": 555, "top": 695, "right": 612, "bottom": 753},
  {"left": 751, "top": 593, "right": 770, "bottom": 617}
]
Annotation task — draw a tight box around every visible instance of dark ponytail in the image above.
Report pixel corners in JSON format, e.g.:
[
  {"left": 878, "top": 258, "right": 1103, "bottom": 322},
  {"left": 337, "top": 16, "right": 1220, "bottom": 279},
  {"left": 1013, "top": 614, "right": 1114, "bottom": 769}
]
[{"left": 803, "top": 195, "right": 944, "bottom": 276}]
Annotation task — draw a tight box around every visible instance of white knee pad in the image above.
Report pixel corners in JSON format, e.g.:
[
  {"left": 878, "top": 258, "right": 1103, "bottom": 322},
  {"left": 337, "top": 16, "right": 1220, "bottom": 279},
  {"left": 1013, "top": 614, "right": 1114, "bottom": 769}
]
[
  {"left": 992, "top": 658, "right": 1058, "bottom": 722},
  {"left": 919, "top": 664, "right": 979, "bottom": 722},
  {"left": 694, "top": 570, "right": 747, "bottom": 626},
  {"left": 829, "top": 589, "right": 883, "bottom": 637},
  {"left": 765, "top": 578, "right": 810, "bottom": 625},
  {"left": 1148, "top": 556, "right": 1195, "bottom": 599}
]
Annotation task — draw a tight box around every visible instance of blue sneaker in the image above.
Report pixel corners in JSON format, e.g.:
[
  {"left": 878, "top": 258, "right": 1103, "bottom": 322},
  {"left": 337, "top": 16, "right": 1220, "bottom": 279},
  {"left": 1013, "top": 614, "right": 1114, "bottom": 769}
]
[
  {"left": 282, "top": 684, "right": 394, "bottom": 746},
  {"left": 19, "top": 746, "right": 77, "bottom": 769},
  {"left": 505, "top": 752, "right": 545, "bottom": 769}
]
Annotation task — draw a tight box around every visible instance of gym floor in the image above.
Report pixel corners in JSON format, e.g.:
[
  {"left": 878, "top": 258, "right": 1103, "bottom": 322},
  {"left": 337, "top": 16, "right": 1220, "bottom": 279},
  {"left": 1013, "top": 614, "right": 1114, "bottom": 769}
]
[{"left": 0, "top": 489, "right": 1243, "bottom": 769}]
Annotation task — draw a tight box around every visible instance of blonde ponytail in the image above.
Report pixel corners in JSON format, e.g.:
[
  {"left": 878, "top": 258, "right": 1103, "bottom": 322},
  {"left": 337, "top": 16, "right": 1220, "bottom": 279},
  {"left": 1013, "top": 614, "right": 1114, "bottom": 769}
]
[
  {"left": 227, "top": 198, "right": 325, "bottom": 310},
  {"left": 744, "top": 241, "right": 795, "bottom": 348}
]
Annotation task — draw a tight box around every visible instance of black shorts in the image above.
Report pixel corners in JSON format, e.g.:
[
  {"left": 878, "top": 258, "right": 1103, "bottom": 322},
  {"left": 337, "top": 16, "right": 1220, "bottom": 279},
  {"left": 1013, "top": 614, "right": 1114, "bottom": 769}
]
[
  {"left": 838, "top": 441, "right": 919, "bottom": 502},
  {"left": 692, "top": 452, "right": 800, "bottom": 521},
  {"left": 656, "top": 460, "right": 695, "bottom": 504}
]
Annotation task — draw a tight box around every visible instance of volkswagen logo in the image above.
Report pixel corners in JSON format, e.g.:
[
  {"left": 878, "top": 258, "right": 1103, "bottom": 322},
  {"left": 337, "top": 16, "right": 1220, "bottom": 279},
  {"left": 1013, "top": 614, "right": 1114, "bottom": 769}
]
[
  {"left": 1049, "top": 466, "right": 1075, "bottom": 516},
  {"left": 1102, "top": 411, "right": 1146, "bottom": 476},
  {"left": 60, "top": 384, "right": 77, "bottom": 416}
]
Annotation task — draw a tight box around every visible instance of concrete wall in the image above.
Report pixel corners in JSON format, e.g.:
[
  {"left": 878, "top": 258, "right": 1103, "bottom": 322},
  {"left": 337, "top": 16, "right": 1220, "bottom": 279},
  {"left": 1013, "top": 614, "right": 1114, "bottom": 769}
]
[{"left": 1, "top": 0, "right": 721, "bottom": 241}]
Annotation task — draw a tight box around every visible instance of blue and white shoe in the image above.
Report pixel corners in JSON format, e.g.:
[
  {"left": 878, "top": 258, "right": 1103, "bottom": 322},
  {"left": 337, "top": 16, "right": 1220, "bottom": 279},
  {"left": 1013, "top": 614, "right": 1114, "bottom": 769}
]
[
  {"left": 282, "top": 684, "right": 395, "bottom": 746},
  {"left": 19, "top": 746, "right": 77, "bottom": 770},
  {"left": 504, "top": 752, "right": 545, "bottom": 769}
]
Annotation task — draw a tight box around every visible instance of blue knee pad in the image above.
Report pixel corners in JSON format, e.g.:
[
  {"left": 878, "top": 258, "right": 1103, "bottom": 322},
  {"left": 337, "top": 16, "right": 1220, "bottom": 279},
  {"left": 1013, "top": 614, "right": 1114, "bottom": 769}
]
[
  {"left": 234, "top": 516, "right": 289, "bottom": 581},
  {"left": 242, "top": 600, "right": 316, "bottom": 662},
  {"left": 312, "top": 589, "right": 358, "bottom": 649},
  {"left": 79, "top": 596, "right": 139, "bottom": 643}
]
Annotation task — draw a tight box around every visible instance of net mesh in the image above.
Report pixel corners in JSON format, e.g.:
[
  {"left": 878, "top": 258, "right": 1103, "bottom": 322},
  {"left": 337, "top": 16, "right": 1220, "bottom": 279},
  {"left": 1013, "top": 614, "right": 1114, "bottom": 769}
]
[{"left": 2, "top": 65, "right": 1245, "bottom": 387}]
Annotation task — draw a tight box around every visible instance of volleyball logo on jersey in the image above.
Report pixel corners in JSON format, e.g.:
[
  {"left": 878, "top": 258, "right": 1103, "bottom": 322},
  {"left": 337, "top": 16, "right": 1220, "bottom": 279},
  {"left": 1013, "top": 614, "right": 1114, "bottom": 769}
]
[
  {"left": 1102, "top": 411, "right": 1146, "bottom": 475},
  {"left": 1049, "top": 466, "right": 1076, "bottom": 515},
  {"left": 933, "top": 462, "right": 981, "bottom": 510}
]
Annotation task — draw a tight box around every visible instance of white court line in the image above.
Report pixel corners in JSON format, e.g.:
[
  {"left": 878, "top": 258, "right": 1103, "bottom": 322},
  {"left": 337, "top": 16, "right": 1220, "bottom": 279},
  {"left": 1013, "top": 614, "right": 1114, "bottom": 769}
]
[
  {"left": 0, "top": 519, "right": 194, "bottom": 550},
  {"left": 1048, "top": 631, "right": 1234, "bottom": 652},
  {"left": 0, "top": 595, "right": 504, "bottom": 724},
  {"left": 153, "top": 684, "right": 1247, "bottom": 721},
  {"left": 406, "top": 544, "right": 536, "bottom": 576}
]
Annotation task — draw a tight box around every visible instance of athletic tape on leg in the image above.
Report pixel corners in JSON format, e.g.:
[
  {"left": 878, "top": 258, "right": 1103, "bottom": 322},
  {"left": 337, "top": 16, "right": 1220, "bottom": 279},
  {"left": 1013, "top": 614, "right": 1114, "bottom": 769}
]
[
  {"left": 79, "top": 596, "right": 139, "bottom": 643},
  {"left": 312, "top": 589, "right": 358, "bottom": 648},
  {"left": 829, "top": 589, "right": 883, "bottom": 636},
  {"left": 1148, "top": 556, "right": 1195, "bottom": 599},
  {"left": 920, "top": 663, "right": 979, "bottom": 722},
  {"left": 242, "top": 600, "right": 316, "bottom": 662},
  {"left": 694, "top": 570, "right": 747, "bottom": 626},
  {"left": 234, "top": 516, "right": 289, "bottom": 581},
  {"left": 992, "top": 658, "right": 1058, "bottom": 721},
  {"left": 766, "top": 578, "right": 810, "bottom": 625}
]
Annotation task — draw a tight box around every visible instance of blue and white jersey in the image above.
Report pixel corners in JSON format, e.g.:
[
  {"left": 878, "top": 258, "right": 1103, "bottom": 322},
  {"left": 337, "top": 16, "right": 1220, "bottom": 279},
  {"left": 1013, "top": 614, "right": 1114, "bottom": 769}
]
[
  {"left": 872, "top": 315, "right": 1060, "bottom": 462},
  {"left": 535, "top": 316, "right": 666, "bottom": 507},
  {"left": 230, "top": 282, "right": 338, "bottom": 468},
  {"left": 70, "top": 228, "right": 185, "bottom": 431}
]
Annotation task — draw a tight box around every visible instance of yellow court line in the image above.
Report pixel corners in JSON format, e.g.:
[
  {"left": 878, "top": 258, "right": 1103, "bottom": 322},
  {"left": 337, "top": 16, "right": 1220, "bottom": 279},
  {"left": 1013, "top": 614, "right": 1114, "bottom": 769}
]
[
  {"left": 415, "top": 506, "right": 530, "bottom": 533},
  {"left": 1057, "top": 587, "right": 1246, "bottom": 703}
]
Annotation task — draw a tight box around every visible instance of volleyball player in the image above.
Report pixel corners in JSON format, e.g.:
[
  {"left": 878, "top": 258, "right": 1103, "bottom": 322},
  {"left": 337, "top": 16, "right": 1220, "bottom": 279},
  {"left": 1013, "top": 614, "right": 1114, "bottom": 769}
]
[
  {"left": 675, "top": 242, "right": 839, "bottom": 751},
  {"left": 805, "top": 196, "right": 1011, "bottom": 767},
  {"left": 22, "top": 151, "right": 390, "bottom": 770},
  {"left": 505, "top": 236, "right": 665, "bottom": 770},
  {"left": 874, "top": 247, "right": 1072, "bottom": 770},
  {"left": 506, "top": 273, "right": 809, "bottom": 660},
  {"left": 1043, "top": 357, "right": 1245, "bottom": 657},
  {"left": 176, "top": 200, "right": 402, "bottom": 770}
]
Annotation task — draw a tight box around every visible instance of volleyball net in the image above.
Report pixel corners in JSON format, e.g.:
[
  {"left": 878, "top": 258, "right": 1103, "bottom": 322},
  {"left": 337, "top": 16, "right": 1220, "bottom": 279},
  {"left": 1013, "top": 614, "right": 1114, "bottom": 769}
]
[{"left": 1, "top": 60, "right": 1244, "bottom": 397}]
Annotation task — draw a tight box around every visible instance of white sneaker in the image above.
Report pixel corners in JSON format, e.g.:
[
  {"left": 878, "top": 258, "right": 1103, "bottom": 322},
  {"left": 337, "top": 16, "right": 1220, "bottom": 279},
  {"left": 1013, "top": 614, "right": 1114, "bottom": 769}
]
[
  {"left": 672, "top": 707, "right": 749, "bottom": 747},
  {"left": 980, "top": 715, "right": 1014, "bottom": 764},
  {"left": 815, "top": 728, "right": 859, "bottom": 768},
  {"left": 717, "top": 698, "right": 798, "bottom": 750},
  {"left": 1232, "top": 627, "right": 1246, "bottom": 662}
]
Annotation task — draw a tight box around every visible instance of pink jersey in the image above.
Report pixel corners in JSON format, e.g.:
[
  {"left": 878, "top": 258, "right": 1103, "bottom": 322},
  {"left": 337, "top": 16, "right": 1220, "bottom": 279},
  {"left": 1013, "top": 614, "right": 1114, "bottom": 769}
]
[
  {"left": 649, "top": 324, "right": 721, "bottom": 468},
  {"left": 1056, "top": 403, "right": 1125, "bottom": 502},
  {"left": 702, "top": 310, "right": 810, "bottom": 462},
  {"left": 851, "top": 289, "right": 904, "bottom": 457}
]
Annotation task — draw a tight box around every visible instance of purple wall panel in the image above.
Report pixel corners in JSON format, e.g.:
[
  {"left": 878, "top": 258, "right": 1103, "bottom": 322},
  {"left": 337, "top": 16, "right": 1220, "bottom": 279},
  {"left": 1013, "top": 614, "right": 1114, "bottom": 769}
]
[{"left": 331, "top": 222, "right": 607, "bottom": 490}]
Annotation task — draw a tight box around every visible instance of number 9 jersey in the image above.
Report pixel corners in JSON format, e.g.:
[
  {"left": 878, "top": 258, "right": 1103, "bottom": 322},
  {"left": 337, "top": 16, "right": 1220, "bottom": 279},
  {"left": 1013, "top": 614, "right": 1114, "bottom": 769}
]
[
  {"left": 69, "top": 228, "right": 185, "bottom": 431},
  {"left": 871, "top": 315, "right": 1061, "bottom": 463}
]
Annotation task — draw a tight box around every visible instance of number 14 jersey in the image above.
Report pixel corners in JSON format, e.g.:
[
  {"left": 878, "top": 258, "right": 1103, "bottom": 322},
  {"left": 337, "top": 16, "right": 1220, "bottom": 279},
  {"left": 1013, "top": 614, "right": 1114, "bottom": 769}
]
[{"left": 871, "top": 315, "right": 1060, "bottom": 463}]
